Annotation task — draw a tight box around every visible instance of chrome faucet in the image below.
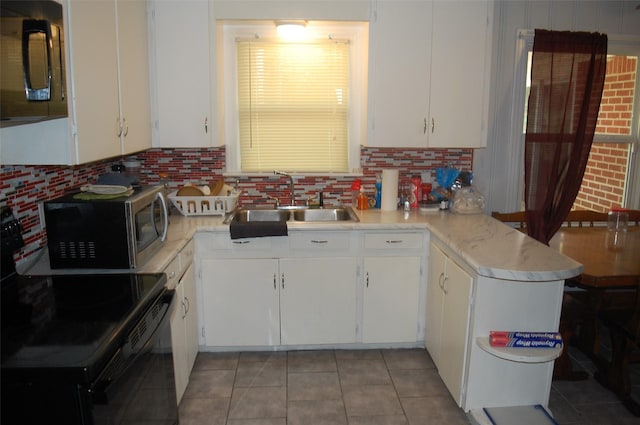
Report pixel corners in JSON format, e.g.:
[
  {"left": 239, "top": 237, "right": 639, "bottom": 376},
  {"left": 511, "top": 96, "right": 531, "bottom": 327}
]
[{"left": 274, "top": 170, "right": 295, "bottom": 206}]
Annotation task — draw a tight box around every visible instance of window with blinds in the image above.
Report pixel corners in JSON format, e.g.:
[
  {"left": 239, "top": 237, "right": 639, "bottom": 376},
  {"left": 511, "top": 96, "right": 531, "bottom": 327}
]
[{"left": 236, "top": 39, "right": 350, "bottom": 172}]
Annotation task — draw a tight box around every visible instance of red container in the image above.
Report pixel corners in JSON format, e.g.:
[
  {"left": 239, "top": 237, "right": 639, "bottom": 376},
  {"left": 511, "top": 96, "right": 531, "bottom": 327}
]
[
  {"left": 410, "top": 175, "right": 421, "bottom": 209},
  {"left": 421, "top": 182, "right": 432, "bottom": 201}
]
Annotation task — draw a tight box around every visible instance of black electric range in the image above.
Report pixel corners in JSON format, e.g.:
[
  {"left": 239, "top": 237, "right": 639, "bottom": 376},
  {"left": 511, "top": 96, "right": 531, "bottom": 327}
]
[{"left": 1, "top": 272, "right": 177, "bottom": 425}]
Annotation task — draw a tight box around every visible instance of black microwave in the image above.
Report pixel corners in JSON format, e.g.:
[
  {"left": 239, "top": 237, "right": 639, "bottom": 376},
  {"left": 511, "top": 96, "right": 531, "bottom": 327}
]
[
  {"left": 0, "top": 1, "right": 68, "bottom": 127},
  {"left": 44, "top": 186, "right": 169, "bottom": 269}
]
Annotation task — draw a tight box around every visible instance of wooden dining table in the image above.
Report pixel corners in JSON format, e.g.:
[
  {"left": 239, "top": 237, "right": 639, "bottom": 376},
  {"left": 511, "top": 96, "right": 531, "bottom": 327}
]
[{"left": 549, "top": 226, "right": 640, "bottom": 414}]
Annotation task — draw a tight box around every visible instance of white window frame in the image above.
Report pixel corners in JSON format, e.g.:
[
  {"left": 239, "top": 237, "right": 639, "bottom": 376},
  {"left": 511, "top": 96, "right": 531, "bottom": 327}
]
[
  {"left": 219, "top": 20, "right": 368, "bottom": 175},
  {"left": 511, "top": 30, "right": 640, "bottom": 209}
]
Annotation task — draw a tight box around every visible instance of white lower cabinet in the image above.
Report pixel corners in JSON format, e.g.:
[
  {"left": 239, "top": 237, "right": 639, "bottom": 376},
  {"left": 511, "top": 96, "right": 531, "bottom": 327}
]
[
  {"left": 280, "top": 257, "right": 357, "bottom": 345},
  {"left": 196, "top": 230, "right": 426, "bottom": 349},
  {"left": 362, "top": 256, "right": 421, "bottom": 343},
  {"left": 425, "top": 241, "right": 473, "bottom": 407},
  {"left": 362, "top": 232, "right": 425, "bottom": 344},
  {"left": 168, "top": 240, "right": 198, "bottom": 404},
  {"left": 200, "top": 256, "right": 357, "bottom": 347},
  {"left": 201, "top": 258, "right": 280, "bottom": 347}
]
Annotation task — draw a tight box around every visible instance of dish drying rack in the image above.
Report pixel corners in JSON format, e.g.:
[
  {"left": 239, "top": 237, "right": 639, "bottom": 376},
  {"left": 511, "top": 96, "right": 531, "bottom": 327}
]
[{"left": 169, "top": 191, "right": 240, "bottom": 216}]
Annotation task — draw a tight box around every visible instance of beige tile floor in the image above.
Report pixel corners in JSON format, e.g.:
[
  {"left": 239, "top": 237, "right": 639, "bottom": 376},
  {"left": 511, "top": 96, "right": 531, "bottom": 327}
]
[{"left": 178, "top": 347, "right": 640, "bottom": 425}]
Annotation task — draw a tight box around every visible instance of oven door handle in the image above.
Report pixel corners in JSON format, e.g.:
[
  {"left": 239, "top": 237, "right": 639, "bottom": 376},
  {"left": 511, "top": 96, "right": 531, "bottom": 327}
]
[{"left": 89, "top": 290, "right": 176, "bottom": 404}]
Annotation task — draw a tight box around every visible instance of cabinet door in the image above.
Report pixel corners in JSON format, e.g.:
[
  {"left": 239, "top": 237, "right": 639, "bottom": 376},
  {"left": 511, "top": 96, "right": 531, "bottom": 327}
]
[
  {"left": 150, "top": 0, "right": 211, "bottom": 147},
  {"left": 439, "top": 255, "right": 473, "bottom": 406},
  {"left": 279, "top": 257, "right": 357, "bottom": 345},
  {"left": 367, "top": 1, "right": 431, "bottom": 147},
  {"left": 428, "top": 0, "right": 491, "bottom": 148},
  {"left": 116, "top": 0, "right": 151, "bottom": 154},
  {"left": 362, "top": 256, "right": 421, "bottom": 343},
  {"left": 181, "top": 263, "right": 198, "bottom": 373},
  {"left": 201, "top": 258, "right": 280, "bottom": 346},
  {"left": 170, "top": 281, "right": 188, "bottom": 403},
  {"left": 425, "top": 243, "right": 446, "bottom": 366},
  {"left": 68, "top": 0, "right": 121, "bottom": 162}
]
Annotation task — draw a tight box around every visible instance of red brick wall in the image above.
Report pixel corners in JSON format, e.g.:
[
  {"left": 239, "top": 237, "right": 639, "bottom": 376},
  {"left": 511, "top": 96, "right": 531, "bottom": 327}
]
[
  {"left": 574, "top": 55, "right": 635, "bottom": 212},
  {"left": 573, "top": 142, "right": 629, "bottom": 212}
]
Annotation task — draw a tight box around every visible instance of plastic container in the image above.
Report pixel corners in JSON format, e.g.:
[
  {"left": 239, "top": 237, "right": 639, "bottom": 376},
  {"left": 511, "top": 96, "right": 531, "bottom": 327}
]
[
  {"left": 374, "top": 175, "right": 382, "bottom": 208},
  {"left": 356, "top": 187, "right": 368, "bottom": 210},
  {"left": 410, "top": 175, "right": 421, "bottom": 209},
  {"left": 350, "top": 179, "right": 361, "bottom": 206},
  {"left": 606, "top": 207, "right": 628, "bottom": 251}
]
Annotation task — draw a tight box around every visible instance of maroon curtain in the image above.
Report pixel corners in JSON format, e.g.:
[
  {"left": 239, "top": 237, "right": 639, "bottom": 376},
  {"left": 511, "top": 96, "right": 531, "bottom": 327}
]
[{"left": 524, "top": 29, "right": 608, "bottom": 244}]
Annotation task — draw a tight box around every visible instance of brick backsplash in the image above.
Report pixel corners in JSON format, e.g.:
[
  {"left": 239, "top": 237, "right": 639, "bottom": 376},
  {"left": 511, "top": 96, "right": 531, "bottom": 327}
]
[{"left": 1, "top": 146, "right": 472, "bottom": 266}]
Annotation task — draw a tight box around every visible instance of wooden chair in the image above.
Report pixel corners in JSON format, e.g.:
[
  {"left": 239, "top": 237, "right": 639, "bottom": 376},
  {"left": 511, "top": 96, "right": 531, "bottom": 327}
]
[
  {"left": 626, "top": 209, "right": 640, "bottom": 226},
  {"left": 491, "top": 211, "right": 527, "bottom": 232},
  {"left": 491, "top": 209, "right": 611, "bottom": 232},
  {"left": 597, "top": 286, "right": 640, "bottom": 415},
  {"left": 564, "top": 210, "right": 608, "bottom": 227}
]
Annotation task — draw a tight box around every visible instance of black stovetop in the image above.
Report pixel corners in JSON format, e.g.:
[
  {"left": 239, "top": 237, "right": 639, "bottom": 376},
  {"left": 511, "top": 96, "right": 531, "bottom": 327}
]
[{"left": 1, "top": 273, "right": 167, "bottom": 383}]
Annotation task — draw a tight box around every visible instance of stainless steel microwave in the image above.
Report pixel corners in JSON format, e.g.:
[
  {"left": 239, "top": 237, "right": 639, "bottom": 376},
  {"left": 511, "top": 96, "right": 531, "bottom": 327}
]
[
  {"left": 1, "top": 1, "right": 67, "bottom": 127},
  {"left": 44, "top": 186, "right": 169, "bottom": 269}
]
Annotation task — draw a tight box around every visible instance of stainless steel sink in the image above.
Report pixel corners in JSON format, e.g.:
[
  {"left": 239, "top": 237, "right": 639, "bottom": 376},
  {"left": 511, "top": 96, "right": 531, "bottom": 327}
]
[
  {"left": 224, "top": 208, "right": 290, "bottom": 224},
  {"left": 292, "top": 207, "right": 359, "bottom": 222},
  {"left": 224, "top": 206, "right": 359, "bottom": 224}
]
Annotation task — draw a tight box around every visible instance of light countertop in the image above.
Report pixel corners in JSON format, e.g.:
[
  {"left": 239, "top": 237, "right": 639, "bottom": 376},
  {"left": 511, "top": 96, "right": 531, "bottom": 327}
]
[{"left": 22, "top": 208, "right": 583, "bottom": 282}]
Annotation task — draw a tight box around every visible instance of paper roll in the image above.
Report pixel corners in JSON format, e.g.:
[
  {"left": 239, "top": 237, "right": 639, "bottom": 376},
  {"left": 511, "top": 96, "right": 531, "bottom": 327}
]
[{"left": 381, "top": 169, "right": 399, "bottom": 211}]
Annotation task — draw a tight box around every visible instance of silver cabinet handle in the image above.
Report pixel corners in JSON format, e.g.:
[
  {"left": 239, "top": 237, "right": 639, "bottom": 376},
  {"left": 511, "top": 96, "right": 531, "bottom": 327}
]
[
  {"left": 431, "top": 118, "right": 435, "bottom": 133},
  {"left": 385, "top": 240, "right": 402, "bottom": 244},
  {"left": 366, "top": 272, "right": 370, "bottom": 287},
  {"left": 281, "top": 273, "right": 285, "bottom": 289},
  {"left": 442, "top": 276, "right": 449, "bottom": 294},
  {"left": 204, "top": 117, "right": 208, "bottom": 133},
  {"left": 273, "top": 274, "right": 277, "bottom": 290},
  {"left": 423, "top": 118, "right": 427, "bottom": 134},
  {"left": 438, "top": 272, "right": 445, "bottom": 290},
  {"left": 122, "top": 118, "right": 129, "bottom": 137},
  {"left": 232, "top": 240, "right": 251, "bottom": 244},
  {"left": 116, "top": 117, "right": 123, "bottom": 137},
  {"left": 311, "top": 240, "right": 328, "bottom": 244}
]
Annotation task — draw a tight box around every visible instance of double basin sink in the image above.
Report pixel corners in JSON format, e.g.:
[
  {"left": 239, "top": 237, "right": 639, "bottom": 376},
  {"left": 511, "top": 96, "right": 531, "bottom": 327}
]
[{"left": 224, "top": 206, "right": 360, "bottom": 224}]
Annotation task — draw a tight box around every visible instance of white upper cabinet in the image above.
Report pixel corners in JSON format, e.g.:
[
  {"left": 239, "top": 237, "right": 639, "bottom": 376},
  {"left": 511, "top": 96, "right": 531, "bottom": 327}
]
[
  {"left": 428, "top": 1, "right": 492, "bottom": 148},
  {"left": 71, "top": 0, "right": 152, "bottom": 161},
  {"left": 149, "top": 0, "right": 212, "bottom": 148},
  {"left": 0, "top": 0, "right": 152, "bottom": 165},
  {"left": 367, "top": 1, "right": 432, "bottom": 148},
  {"left": 116, "top": 0, "right": 152, "bottom": 155},
  {"left": 367, "top": 0, "right": 492, "bottom": 148}
]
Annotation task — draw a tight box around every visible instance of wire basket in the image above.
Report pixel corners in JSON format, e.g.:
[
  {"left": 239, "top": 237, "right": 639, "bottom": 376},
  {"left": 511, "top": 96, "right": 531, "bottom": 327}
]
[{"left": 168, "top": 191, "right": 239, "bottom": 216}]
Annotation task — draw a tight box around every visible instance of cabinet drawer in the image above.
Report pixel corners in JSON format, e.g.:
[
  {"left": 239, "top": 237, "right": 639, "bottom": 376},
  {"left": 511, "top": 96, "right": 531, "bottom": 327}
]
[
  {"left": 164, "top": 256, "right": 181, "bottom": 290},
  {"left": 206, "top": 233, "right": 275, "bottom": 251},
  {"left": 364, "top": 232, "right": 423, "bottom": 250},
  {"left": 289, "top": 232, "right": 351, "bottom": 250},
  {"left": 180, "top": 239, "right": 195, "bottom": 269}
]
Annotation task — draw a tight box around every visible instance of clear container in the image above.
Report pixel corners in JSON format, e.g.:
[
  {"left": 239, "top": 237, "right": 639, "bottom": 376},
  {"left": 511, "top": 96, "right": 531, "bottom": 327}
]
[
  {"left": 606, "top": 207, "right": 628, "bottom": 251},
  {"left": 608, "top": 207, "right": 629, "bottom": 233}
]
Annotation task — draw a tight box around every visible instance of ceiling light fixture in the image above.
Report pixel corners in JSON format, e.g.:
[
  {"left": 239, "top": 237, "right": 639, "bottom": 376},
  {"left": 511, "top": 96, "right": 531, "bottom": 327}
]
[{"left": 276, "top": 21, "right": 306, "bottom": 40}]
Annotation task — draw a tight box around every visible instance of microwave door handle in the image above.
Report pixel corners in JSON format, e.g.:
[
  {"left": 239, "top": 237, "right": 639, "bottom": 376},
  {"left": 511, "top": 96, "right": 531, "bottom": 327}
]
[
  {"left": 22, "top": 19, "right": 53, "bottom": 101},
  {"left": 157, "top": 192, "right": 169, "bottom": 241}
]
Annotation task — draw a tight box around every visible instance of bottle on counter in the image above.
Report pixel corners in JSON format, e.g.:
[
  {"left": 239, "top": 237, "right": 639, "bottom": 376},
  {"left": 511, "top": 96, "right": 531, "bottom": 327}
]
[
  {"left": 410, "top": 174, "right": 421, "bottom": 209},
  {"left": 357, "top": 187, "right": 369, "bottom": 210},
  {"left": 374, "top": 175, "right": 382, "bottom": 208},
  {"left": 350, "top": 179, "right": 361, "bottom": 207}
]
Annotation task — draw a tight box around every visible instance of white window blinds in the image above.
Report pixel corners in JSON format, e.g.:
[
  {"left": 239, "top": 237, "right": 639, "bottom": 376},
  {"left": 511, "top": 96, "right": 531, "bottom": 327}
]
[{"left": 236, "top": 39, "right": 350, "bottom": 172}]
